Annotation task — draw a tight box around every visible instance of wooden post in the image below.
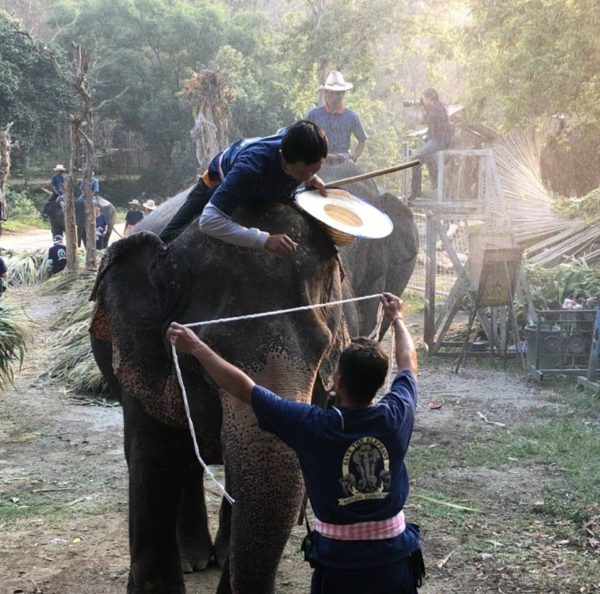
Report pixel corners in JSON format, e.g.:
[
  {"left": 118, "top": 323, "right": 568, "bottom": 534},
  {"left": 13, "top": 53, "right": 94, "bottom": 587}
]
[{"left": 424, "top": 212, "right": 436, "bottom": 350}]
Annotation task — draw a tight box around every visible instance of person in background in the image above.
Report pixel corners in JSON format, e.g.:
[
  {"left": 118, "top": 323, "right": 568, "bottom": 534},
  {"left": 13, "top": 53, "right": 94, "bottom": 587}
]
[
  {"left": 124, "top": 199, "right": 144, "bottom": 236},
  {"left": 79, "top": 171, "right": 100, "bottom": 200},
  {"left": 50, "top": 164, "right": 66, "bottom": 200},
  {"left": 47, "top": 235, "right": 67, "bottom": 275},
  {"left": 407, "top": 88, "right": 452, "bottom": 201},
  {"left": 142, "top": 199, "right": 157, "bottom": 215},
  {"left": 95, "top": 204, "right": 109, "bottom": 249},
  {"left": 167, "top": 292, "right": 425, "bottom": 594},
  {"left": 305, "top": 71, "right": 368, "bottom": 163},
  {"left": 158, "top": 120, "right": 328, "bottom": 252},
  {"left": 0, "top": 250, "right": 7, "bottom": 297}
]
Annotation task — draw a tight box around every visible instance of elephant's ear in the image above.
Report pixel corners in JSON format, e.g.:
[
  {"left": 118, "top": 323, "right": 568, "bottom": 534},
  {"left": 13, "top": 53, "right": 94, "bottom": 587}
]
[{"left": 90, "top": 232, "right": 186, "bottom": 426}]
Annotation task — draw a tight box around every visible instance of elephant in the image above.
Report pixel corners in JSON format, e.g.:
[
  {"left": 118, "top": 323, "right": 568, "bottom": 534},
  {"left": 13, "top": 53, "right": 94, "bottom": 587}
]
[
  {"left": 90, "top": 202, "right": 347, "bottom": 593},
  {"left": 42, "top": 194, "right": 117, "bottom": 246},
  {"left": 135, "top": 160, "right": 419, "bottom": 340}
]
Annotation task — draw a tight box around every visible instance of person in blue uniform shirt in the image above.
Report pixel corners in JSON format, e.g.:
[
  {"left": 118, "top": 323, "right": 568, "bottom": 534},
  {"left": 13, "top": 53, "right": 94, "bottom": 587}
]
[
  {"left": 158, "top": 120, "right": 328, "bottom": 254},
  {"left": 95, "top": 204, "right": 109, "bottom": 249},
  {"left": 50, "top": 164, "right": 66, "bottom": 200},
  {"left": 305, "top": 71, "right": 368, "bottom": 163},
  {"left": 0, "top": 251, "right": 7, "bottom": 296},
  {"left": 168, "top": 292, "right": 425, "bottom": 594},
  {"left": 79, "top": 171, "right": 100, "bottom": 199},
  {"left": 47, "top": 235, "right": 67, "bottom": 275}
]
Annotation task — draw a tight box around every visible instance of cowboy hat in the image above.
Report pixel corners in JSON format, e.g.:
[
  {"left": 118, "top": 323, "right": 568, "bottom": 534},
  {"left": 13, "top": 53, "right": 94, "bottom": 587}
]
[
  {"left": 143, "top": 199, "right": 157, "bottom": 210},
  {"left": 54, "top": 164, "right": 66, "bottom": 172},
  {"left": 295, "top": 188, "right": 393, "bottom": 246},
  {"left": 128, "top": 199, "right": 140, "bottom": 206},
  {"left": 319, "top": 71, "right": 353, "bottom": 92}
]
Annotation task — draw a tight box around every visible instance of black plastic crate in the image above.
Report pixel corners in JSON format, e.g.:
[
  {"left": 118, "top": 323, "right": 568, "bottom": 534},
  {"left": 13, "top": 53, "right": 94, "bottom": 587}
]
[{"left": 525, "top": 309, "right": 597, "bottom": 380}]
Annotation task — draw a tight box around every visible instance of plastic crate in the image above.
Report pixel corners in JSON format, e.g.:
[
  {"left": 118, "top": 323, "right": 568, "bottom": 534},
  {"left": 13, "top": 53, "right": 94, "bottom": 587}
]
[{"left": 526, "top": 309, "right": 597, "bottom": 380}]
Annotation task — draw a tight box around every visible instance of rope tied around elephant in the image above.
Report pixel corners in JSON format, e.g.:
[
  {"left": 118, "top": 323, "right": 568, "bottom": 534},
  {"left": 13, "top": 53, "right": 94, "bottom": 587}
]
[{"left": 171, "top": 292, "right": 385, "bottom": 505}]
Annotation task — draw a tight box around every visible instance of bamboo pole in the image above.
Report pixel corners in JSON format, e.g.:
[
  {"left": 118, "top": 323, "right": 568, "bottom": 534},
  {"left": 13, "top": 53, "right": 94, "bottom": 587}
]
[{"left": 324, "top": 160, "right": 420, "bottom": 189}]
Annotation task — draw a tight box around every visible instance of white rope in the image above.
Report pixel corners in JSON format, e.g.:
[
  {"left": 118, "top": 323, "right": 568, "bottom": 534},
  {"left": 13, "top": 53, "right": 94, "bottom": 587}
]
[
  {"left": 171, "top": 343, "right": 236, "bottom": 505},
  {"left": 171, "top": 292, "right": 382, "bottom": 505},
  {"left": 182, "top": 293, "right": 383, "bottom": 328}
]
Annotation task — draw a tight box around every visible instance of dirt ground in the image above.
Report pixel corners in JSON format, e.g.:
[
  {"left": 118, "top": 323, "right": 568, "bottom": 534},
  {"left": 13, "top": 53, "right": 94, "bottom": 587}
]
[{"left": 0, "top": 279, "right": 598, "bottom": 593}]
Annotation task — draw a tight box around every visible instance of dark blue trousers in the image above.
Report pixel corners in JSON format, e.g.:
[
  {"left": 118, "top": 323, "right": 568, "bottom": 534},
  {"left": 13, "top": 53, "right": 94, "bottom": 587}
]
[
  {"left": 310, "top": 556, "right": 418, "bottom": 594},
  {"left": 158, "top": 179, "right": 214, "bottom": 243}
]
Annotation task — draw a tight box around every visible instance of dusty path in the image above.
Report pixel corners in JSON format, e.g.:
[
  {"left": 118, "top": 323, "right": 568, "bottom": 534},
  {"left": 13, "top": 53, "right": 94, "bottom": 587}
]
[
  {"left": 0, "top": 284, "right": 598, "bottom": 593},
  {"left": 0, "top": 224, "right": 127, "bottom": 252}
]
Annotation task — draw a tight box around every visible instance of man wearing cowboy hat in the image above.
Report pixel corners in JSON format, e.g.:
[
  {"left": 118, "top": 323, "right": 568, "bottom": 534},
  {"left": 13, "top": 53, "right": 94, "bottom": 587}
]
[
  {"left": 143, "top": 199, "right": 157, "bottom": 213},
  {"left": 306, "top": 71, "right": 368, "bottom": 163},
  {"left": 158, "top": 120, "right": 328, "bottom": 254},
  {"left": 124, "top": 199, "right": 144, "bottom": 236},
  {"left": 50, "top": 164, "right": 66, "bottom": 201}
]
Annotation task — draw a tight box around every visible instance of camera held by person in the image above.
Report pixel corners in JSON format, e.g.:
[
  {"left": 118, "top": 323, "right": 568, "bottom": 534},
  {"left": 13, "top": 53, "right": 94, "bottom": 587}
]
[{"left": 402, "top": 98, "right": 424, "bottom": 108}]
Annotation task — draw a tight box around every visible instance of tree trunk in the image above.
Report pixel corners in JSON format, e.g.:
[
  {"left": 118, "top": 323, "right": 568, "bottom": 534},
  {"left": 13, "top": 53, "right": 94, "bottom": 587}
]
[
  {"left": 63, "top": 173, "right": 78, "bottom": 274},
  {"left": 0, "top": 122, "right": 14, "bottom": 236}
]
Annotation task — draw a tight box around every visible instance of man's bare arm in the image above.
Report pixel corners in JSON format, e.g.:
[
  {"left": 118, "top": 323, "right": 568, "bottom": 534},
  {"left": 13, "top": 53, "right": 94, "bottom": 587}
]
[
  {"left": 380, "top": 293, "right": 418, "bottom": 376},
  {"left": 168, "top": 322, "right": 255, "bottom": 404}
]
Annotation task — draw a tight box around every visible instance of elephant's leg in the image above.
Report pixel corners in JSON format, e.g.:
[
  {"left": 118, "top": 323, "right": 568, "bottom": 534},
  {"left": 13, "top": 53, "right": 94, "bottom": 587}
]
[
  {"left": 217, "top": 402, "right": 304, "bottom": 594},
  {"left": 213, "top": 494, "right": 231, "bottom": 567},
  {"left": 177, "top": 463, "right": 213, "bottom": 572},
  {"left": 123, "top": 391, "right": 187, "bottom": 594}
]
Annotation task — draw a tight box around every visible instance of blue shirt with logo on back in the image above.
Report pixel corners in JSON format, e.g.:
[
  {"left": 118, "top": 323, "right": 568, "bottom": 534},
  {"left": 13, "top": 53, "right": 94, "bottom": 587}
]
[{"left": 251, "top": 370, "right": 420, "bottom": 569}]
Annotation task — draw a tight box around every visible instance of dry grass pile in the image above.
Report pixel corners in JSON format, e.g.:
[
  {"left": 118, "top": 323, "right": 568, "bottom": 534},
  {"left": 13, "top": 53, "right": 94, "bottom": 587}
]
[
  {"left": 0, "top": 301, "right": 29, "bottom": 391},
  {"left": 3, "top": 250, "right": 48, "bottom": 285},
  {"left": 43, "top": 273, "right": 108, "bottom": 395}
]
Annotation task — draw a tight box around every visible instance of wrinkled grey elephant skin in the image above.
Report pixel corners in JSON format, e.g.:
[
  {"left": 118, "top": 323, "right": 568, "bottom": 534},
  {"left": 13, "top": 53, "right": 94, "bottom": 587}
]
[
  {"left": 90, "top": 204, "right": 344, "bottom": 594},
  {"left": 43, "top": 195, "right": 116, "bottom": 246},
  {"left": 320, "top": 160, "right": 419, "bottom": 338}
]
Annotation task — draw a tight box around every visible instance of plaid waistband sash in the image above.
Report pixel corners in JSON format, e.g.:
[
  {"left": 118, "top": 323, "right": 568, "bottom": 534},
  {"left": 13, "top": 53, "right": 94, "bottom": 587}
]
[{"left": 315, "top": 510, "right": 406, "bottom": 541}]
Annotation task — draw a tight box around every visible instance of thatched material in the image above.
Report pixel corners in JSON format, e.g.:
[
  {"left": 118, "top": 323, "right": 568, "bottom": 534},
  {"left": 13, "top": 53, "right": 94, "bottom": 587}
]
[{"left": 493, "top": 130, "right": 600, "bottom": 267}]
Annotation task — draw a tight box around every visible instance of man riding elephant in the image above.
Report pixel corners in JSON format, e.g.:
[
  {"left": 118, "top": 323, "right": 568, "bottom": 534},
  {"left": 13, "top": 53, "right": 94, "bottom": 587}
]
[{"left": 158, "top": 120, "right": 328, "bottom": 247}]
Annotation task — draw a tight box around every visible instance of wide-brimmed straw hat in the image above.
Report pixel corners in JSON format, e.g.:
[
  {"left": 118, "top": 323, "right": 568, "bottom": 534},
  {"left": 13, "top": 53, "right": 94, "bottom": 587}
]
[
  {"left": 54, "top": 164, "right": 66, "bottom": 172},
  {"left": 319, "top": 71, "right": 353, "bottom": 92},
  {"left": 143, "top": 199, "right": 157, "bottom": 211},
  {"left": 128, "top": 199, "right": 140, "bottom": 206},
  {"left": 295, "top": 188, "right": 393, "bottom": 246}
]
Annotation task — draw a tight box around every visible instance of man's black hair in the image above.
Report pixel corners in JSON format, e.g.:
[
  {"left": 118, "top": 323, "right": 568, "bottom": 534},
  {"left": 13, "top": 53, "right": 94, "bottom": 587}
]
[
  {"left": 423, "top": 88, "right": 439, "bottom": 102},
  {"left": 338, "top": 337, "right": 389, "bottom": 406},
  {"left": 281, "top": 120, "right": 328, "bottom": 164}
]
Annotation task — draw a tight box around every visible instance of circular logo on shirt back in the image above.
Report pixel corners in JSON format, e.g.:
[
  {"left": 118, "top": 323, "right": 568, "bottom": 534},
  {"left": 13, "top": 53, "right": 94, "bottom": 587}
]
[{"left": 338, "top": 436, "right": 391, "bottom": 506}]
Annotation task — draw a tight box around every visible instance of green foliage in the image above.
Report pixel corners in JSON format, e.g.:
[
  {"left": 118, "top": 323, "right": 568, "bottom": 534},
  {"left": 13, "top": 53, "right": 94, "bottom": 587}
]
[
  {"left": 525, "top": 263, "right": 600, "bottom": 310},
  {"left": 554, "top": 187, "right": 600, "bottom": 220},
  {"left": 0, "top": 11, "right": 72, "bottom": 152},
  {"left": 463, "top": 0, "right": 600, "bottom": 136},
  {"left": 0, "top": 301, "right": 29, "bottom": 390}
]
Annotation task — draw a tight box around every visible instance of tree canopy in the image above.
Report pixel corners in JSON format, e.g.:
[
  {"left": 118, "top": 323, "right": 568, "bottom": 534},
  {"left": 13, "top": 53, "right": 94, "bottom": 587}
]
[{"left": 0, "top": 0, "right": 597, "bottom": 197}]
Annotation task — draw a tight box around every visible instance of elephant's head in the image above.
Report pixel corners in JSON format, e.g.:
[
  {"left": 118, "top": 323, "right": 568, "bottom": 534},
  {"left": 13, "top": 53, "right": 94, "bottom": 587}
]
[{"left": 91, "top": 202, "right": 347, "bottom": 593}]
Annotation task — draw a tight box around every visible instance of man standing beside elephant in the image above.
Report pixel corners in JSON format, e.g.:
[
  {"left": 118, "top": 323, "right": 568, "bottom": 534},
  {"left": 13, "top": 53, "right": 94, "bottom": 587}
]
[
  {"left": 168, "top": 292, "right": 425, "bottom": 594},
  {"left": 158, "top": 120, "right": 328, "bottom": 254}
]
